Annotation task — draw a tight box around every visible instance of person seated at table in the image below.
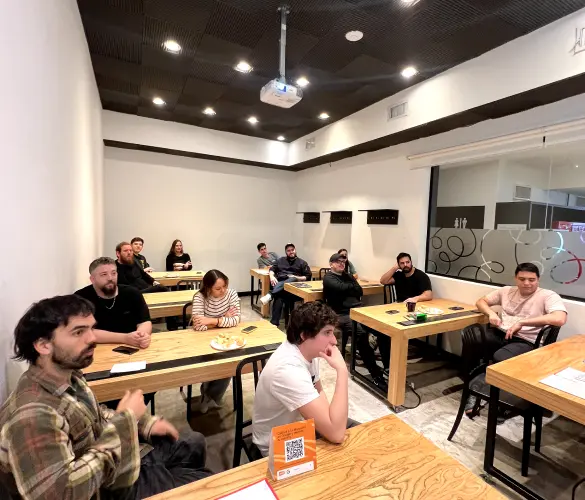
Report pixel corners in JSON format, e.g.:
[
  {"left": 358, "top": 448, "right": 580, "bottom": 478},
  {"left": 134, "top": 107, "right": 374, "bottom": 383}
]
[
  {"left": 338, "top": 248, "right": 358, "bottom": 279},
  {"left": 116, "top": 242, "right": 178, "bottom": 330},
  {"left": 131, "top": 236, "right": 154, "bottom": 272},
  {"left": 323, "top": 253, "right": 386, "bottom": 390},
  {"left": 75, "top": 257, "right": 152, "bottom": 349},
  {"left": 378, "top": 252, "right": 433, "bottom": 371},
  {"left": 192, "top": 269, "right": 241, "bottom": 413},
  {"left": 166, "top": 239, "right": 193, "bottom": 272},
  {"left": 0, "top": 295, "right": 211, "bottom": 500},
  {"left": 256, "top": 242, "right": 279, "bottom": 269},
  {"left": 252, "top": 302, "right": 359, "bottom": 456},
  {"left": 465, "top": 262, "right": 568, "bottom": 415},
  {"left": 260, "top": 243, "right": 312, "bottom": 326}
]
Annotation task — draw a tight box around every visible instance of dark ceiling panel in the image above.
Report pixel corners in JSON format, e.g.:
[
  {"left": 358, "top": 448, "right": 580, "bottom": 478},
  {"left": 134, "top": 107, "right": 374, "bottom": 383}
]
[{"left": 78, "top": 0, "right": 585, "bottom": 142}]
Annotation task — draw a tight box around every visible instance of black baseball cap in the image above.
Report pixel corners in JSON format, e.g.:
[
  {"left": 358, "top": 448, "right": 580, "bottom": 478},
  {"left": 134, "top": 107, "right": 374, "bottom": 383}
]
[{"left": 329, "top": 253, "right": 345, "bottom": 263}]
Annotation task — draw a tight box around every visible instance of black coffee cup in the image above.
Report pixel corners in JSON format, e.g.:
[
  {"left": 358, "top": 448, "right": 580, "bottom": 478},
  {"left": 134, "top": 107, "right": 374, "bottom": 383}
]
[{"left": 406, "top": 301, "right": 416, "bottom": 313}]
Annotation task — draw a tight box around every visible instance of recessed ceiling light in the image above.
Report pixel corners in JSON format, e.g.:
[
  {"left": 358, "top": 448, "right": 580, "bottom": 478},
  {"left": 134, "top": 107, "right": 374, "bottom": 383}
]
[
  {"left": 277, "top": 135, "right": 285, "bottom": 141},
  {"left": 345, "top": 31, "right": 363, "bottom": 42},
  {"left": 163, "top": 40, "right": 181, "bottom": 53},
  {"left": 203, "top": 107, "right": 216, "bottom": 116},
  {"left": 401, "top": 0, "right": 421, "bottom": 5},
  {"left": 318, "top": 112, "right": 330, "bottom": 120},
  {"left": 296, "top": 77, "right": 310, "bottom": 88},
  {"left": 576, "top": 165, "right": 580, "bottom": 168},
  {"left": 235, "top": 61, "right": 253, "bottom": 73},
  {"left": 401, "top": 66, "right": 418, "bottom": 78},
  {"left": 247, "top": 116, "right": 259, "bottom": 124},
  {"left": 152, "top": 97, "right": 166, "bottom": 106}
]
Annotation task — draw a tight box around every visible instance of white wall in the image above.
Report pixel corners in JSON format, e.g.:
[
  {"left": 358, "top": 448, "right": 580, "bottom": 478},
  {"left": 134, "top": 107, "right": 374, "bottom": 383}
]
[
  {"left": 0, "top": 0, "right": 104, "bottom": 399},
  {"left": 103, "top": 148, "right": 296, "bottom": 292}
]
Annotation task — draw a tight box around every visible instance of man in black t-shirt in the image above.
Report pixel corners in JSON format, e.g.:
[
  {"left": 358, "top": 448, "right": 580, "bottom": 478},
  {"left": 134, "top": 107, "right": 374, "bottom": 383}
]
[
  {"left": 75, "top": 257, "right": 152, "bottom": 349},
  {"left": 131, "top": 236, "right": 154, "bottom": 272},
  {"left": 377, "top": 252, "right": 433, "bottom": 370}
]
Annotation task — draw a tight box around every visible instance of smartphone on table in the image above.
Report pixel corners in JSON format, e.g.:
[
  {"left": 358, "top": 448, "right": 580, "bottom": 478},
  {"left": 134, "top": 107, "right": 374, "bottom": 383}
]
[{"left": 112, "top": 346, "right": 139, "bottom": 355}]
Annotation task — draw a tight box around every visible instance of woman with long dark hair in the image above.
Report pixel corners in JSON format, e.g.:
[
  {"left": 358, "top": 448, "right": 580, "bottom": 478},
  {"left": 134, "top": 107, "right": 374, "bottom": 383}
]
[
  {"left": 192, "top": 269, "right": 241, "bottom": 412},
  {"left": 165, "top": 239, "right": 193, "bottom": 271}
]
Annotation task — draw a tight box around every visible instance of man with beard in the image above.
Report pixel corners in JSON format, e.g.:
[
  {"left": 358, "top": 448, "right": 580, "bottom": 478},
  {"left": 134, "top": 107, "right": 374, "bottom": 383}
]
[
  {"left": 0, "top": 295, "right": 211, "bottom": 499},
  {"left": 378, "top": 252, "right": 433, "bottom": 371},
  {"left": 115, "top": 242, "right": 165, "bottom": 293},
  {"left": 75, "top": 257, "right": 152, "bottom": 349},
  {"left": 264, "top": 243, "right": 312, "bottom": 326}
]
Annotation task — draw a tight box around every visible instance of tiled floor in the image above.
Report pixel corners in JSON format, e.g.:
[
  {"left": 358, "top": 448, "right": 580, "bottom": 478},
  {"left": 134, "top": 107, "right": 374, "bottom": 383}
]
[{"left": 152, "top": 301, "right": 585, "bottom": 499}]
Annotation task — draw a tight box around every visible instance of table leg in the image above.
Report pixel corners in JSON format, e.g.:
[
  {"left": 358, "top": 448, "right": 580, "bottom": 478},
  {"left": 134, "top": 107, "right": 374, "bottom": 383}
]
[
  {"left": 250, "top": 275, "right": 254, "bottom": 309},
  {"left": 387, "top": 336, "right": 408, "bottom": 407},
  {"left": 260, "top": 275, "right": 270, "bottom": 318}
]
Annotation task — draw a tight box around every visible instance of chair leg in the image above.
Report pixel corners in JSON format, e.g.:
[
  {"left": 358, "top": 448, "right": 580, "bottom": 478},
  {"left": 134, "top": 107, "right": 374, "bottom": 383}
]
[
  {"left": 342, "top": 328, "right": 349, "bottom": 358},
  {"left": 521, "top": 411, "right": 532, "bottom": 477},
  {"left": 448, "top": 386, "right": 470, "bottom": 441},
  {"left": 232, "top": 377, "right": 237, "bottom": 412},
  {"left": 150, "top": 394, "right": 155, "bottom": 416},
  {"left": 232, "top": 383, "right": 242, "bottom": 468},
  {"left": 186, "top": 385, "right": 193, "bottom": 421},
  {"left": 534, "top": 407, "right": 543, "bottom": 454}
]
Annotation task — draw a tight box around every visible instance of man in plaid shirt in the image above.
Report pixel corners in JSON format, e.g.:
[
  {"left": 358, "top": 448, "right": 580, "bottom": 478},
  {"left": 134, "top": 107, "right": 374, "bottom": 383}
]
[{"left": 0, "top": 295, "right": 211, "bottom": 499}]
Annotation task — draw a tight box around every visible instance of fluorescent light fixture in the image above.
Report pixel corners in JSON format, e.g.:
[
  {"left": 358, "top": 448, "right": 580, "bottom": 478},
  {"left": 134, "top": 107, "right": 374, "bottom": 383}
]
[
  {"left": 318, "top": 112, "right": 330, "bottom": 120},
  {"left": 203, "top": 107, "right": 216, "bottom": 116},
  {"left": 296, "top": 76, "right": 310, "bottom": 88},
  {"left": 247, "top": 116, "right": 259, "bottom": 124},
  {"left": 401, "top": 66, "right": 418, "bottom": 78},
  {"left": 163, "top": 40, "right": 181, "bottom": 53},
  {"left": 345, "top": 31, "right": 363, "bottom": 42},
  {"left": 235, "top": 61, "right": 253, "bottom": 73},
  {"left": 277, "top": 135, "right": 285, "bottom": 141},
  {"left": 152, "top": 97, "right": 166, "bottom": 106}
]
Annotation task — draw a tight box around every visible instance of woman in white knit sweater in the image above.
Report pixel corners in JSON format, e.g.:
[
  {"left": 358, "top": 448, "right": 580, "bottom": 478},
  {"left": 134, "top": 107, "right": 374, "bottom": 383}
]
[{"left": 192, "top": 269, "right": 241, "bottom": 412}]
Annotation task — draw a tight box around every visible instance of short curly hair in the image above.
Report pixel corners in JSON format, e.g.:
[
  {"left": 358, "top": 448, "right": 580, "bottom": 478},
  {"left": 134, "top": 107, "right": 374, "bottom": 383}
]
[{"left": 286, "top": 301, "right": 337, "bottom": 345}]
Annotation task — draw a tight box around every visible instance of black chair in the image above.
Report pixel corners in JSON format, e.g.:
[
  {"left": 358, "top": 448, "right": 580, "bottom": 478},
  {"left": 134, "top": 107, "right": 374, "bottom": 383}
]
[
  {"left": 233, "top": 352, "right": 273, "bottom": 467},
  {"left": 383, "top": 284, "right": 397, "bottom": 304},
  {"left": 448, "top": 324, "right": 561, "bottom": 476},
  {"left": 318, "top": 267, "right": 330, "bottom": 280}
]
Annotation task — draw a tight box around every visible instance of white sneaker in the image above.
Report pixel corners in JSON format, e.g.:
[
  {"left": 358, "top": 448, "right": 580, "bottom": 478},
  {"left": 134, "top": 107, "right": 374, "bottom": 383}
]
[{"left": 259, "top": 293, "right": 273, "bottom": 305}]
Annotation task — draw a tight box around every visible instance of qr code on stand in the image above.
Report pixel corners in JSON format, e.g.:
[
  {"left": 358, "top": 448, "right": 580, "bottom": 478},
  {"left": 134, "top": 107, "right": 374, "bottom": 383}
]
[{"left": 284, "top": 437, "right": 305, "bottom": 462}]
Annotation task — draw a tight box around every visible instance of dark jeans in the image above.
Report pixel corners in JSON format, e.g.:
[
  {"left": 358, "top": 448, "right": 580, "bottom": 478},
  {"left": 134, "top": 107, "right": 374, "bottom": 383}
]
[
  {"left": 270, "top": 278, "right": 302, "bottom": 326},
  {"left": 141, "top": 284, "right": 178, "bottom": 331},
  {"left": 114, "top": 432, "right": 212, "bottom": 499},
  {"left": 337, "top": 315, "right": 381, "bottom": 378},
  {"left": 375, "top": 334, "right": 391, "bottom": 371},
  {"left": 484, "top": 326, "right": 535, "bottom": 362},
  {"left": 315, "top": 418, "right": 361, "bottom": 440}
]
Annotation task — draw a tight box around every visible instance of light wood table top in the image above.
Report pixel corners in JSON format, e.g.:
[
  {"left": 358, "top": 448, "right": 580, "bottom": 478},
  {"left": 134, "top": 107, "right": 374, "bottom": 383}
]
[
  {"left": 486, "top": 334, "right": 585, "bottom": 426},
  {"left": 350, "top": 299, "right": 485, "bottom": 339},
  {"left": 285, "top": 280, "right": 383, "bottom": 303},
  {"left": 149, "top": 270, "right": 204, "bottom": 287},
  {"left": 143, "top": 290, "right": 197, "bottom": 319},
  {"left": 146, "top": 414, "right": 504, "bottom": 500},
  {"left": 350, "top": 299, "right": 485, "bottom": 408},
  {"left": 85, "top": 320, "right": 284, "bottom": 402},
  {"left": 250, "top": 268, "right": 270, "bottom": 278}
]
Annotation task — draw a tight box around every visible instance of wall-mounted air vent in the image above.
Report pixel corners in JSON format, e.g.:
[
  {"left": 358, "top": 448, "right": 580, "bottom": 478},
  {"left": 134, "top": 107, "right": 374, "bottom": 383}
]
[
  {"left": 305, "top": 137, "right": 316, "bottom": 150},
  {"left": 388, "top": 102, "right": 407, "bottom": 121},
  {"left": 514, "top": 185, "right": 532, "bottom": 201},
  {"left": 328, "top": 211, "right": 352, "bottom": 224},
  {"left": 302, "top": 212, "right": 320, "bottom": 223},
  {"left": 363, "top": 209, "right": 399, "bottom": 225},
  {"left": 576, "top": 196, "right": 585, "bottom": 208}
]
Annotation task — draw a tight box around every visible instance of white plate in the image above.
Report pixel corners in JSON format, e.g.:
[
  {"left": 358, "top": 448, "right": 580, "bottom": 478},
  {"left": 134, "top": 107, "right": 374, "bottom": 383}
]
[
  {"left": 165, "top": 273, "right": 180, "bottom": 278},
  {"left": 210, "top": 338, "right": 247, "bottom": 351},
  {"left": 421, "top": 307, "right": 444, "bottom": 315}
]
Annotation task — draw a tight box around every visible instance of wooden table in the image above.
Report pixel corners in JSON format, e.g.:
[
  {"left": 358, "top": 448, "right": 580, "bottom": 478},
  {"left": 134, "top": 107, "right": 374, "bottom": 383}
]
[
  {"left": 143, "top": 290, "right": 197, "bottom": 319},
  {"left": 84, "top": 320, "right": 284, "bottom": 404},
  {"left": 484, "top": 335, "right": 585, "bottom": 499},
  {"left": 250, "top": 268, "right": 270, "bottom": 318},
  {"left": 285, "top": 280, "right": 384, "bottom": 303},
  {"left": 311, "top": 265, "right": 324, "bottom": 280},
  {"left": 350, "top": 299, "right": 486, "bottom": 409},
  {"left": 150, "top": 270, "right": 204, "bottom": 287},
  {"left": 146, "top": 414, "right": 504, "bottom": 500}
]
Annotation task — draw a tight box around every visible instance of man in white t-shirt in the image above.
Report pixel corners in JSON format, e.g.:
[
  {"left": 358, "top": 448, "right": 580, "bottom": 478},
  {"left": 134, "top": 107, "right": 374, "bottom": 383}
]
[{"left": 252, "top": 301, "right": 359, "bottom": 456}]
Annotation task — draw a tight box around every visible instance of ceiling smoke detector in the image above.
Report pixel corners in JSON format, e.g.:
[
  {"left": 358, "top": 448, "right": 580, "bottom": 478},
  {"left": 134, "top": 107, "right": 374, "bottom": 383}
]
[{"left": 345, "top": 31, "right": 363, "bottom": 42}]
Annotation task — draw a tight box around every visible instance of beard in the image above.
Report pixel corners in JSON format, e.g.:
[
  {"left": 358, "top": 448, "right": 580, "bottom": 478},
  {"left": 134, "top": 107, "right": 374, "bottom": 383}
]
[
  {"left": 402, "top": 266, "right": 412, "bottom": 274},
  {"left": 52, "top": 343, "right": 97, "bottom": 370},
  {"left": 99, "top": 281, "right": 117, "bottom": 298},
  {"left": 120, "top": 254, "right": 134, "bottom": 265}
]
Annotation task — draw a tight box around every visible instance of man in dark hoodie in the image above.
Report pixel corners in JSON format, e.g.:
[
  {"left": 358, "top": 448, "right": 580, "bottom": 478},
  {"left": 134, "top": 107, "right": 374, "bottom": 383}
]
[
  {"left": 323, "top": 253, "right": 386, "bottom": 390},
  {"left": 265, "top": 243, "right": 312, "bottom": 326}
]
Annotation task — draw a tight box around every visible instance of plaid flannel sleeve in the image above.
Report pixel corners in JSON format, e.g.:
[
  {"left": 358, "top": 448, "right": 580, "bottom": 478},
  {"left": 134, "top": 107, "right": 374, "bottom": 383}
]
[
  {"left": 100, "top": 404, "right": 159, "bottom": 442},
  {"left": 3, "top": 403, "right": 140, "bottom": 500}
]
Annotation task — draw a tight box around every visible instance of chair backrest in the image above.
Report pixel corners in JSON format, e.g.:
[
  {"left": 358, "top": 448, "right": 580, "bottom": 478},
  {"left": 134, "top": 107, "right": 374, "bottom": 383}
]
[
  {"left": 177, "top": 279, "right": 200, "bottom": 290},
  {"left": 460, "top": 323, "right": 488, "bottom": 378},
  {"left": 182, "top": 302, "right": 193, "bottom": 329},
  {"left": 319, "top": 267, "right": 330, "bottom": 280},
  {"left": 534, "top": 325, "right": 561, "bottom": 348},
  {"left": 383, "top": 284, "right": 397, "bottom": 304}
]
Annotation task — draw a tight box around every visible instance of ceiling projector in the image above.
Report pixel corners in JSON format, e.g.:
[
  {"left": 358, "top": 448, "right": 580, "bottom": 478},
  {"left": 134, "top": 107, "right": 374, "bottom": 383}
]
[
  {"left": 260, "top": 80, "right": 302, "bottom": 108},
  {"left": 260, "top": 5, "right": 302, "bottom": 108}
]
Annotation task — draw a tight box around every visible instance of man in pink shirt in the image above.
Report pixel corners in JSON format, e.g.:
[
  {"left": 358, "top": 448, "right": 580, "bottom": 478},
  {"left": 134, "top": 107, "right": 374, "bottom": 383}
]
[{"left": 476, "top": 262, "right": 567, "bottom": 363}]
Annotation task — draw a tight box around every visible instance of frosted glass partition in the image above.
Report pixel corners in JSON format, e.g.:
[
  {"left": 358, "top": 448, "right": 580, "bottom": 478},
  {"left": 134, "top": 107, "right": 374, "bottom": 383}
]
[{"left": 427, "top": 228, "right": 585, "bottom": 299}]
